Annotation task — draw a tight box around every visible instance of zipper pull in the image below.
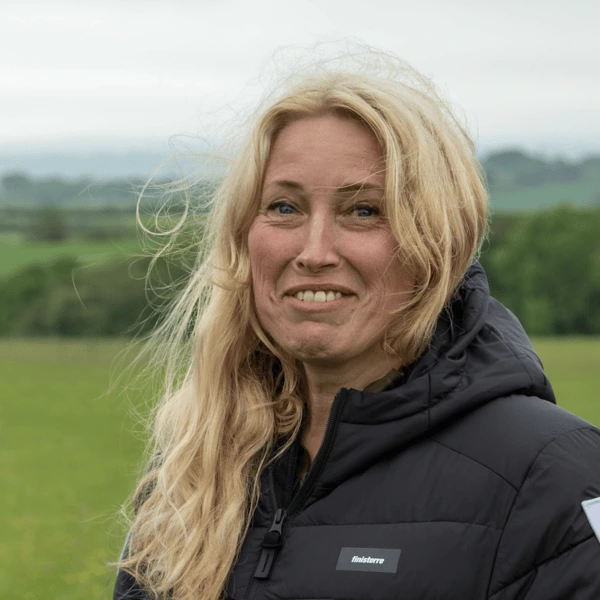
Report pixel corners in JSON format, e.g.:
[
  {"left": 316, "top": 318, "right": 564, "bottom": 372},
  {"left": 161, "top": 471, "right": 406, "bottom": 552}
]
[{"left": 253, "top": 508, "right": 287, "bottom": 580}]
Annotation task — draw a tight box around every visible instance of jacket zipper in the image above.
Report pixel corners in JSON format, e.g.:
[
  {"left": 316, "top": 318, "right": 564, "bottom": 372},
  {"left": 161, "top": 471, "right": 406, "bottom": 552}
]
[{"left": 243, "top": 388, "right": 349, "bottom": 600}]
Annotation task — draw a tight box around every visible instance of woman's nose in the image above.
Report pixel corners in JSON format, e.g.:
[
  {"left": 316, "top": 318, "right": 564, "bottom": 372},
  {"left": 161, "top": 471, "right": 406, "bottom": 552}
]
[{"left": 294, "top": 214, "right": 340, "bottom": 272}]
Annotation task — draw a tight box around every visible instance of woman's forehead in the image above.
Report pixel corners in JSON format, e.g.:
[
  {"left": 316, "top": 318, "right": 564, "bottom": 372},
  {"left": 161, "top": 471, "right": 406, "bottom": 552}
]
[{"left": 264, "top": 115, "right": 385, "bottom": 190}]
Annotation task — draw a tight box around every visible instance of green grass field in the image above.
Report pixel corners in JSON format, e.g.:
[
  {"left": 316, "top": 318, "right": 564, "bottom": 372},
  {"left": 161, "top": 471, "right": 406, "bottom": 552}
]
[
  {"left": 0, "top": 340, "right": 145, "bottom": 600},
  {"left": 0, "top": 239, "right": 141, "bottom": 277},
  {"left": 0, "top": 337, "right": 598, "bottom": 599},
  {"left": 532, "top": 338, "right": 600, "bottom": 425}
]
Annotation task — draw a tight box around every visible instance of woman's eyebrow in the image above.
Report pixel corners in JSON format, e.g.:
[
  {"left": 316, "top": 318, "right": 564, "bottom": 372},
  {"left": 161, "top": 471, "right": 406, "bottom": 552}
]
[
  {"left": 337, "top": 183, "right": 384, "bottom": 194},
  {"left": 263, "top": 179, "right": 305, "bottom": 193}
]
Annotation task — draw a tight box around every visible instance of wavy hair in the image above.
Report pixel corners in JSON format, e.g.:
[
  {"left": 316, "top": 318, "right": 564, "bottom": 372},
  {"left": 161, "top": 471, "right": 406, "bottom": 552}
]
[{"left": 117, "top": 45, "right": 489, "bottom": 600}]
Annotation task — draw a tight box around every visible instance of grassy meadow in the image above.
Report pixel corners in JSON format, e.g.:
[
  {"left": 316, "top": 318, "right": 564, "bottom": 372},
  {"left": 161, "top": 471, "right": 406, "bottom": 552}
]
[
  {"left": 0, "top": 337, "right": 598, "bottom": 599},
  {"left": 533, "top": 338, "right": 600, "bottom": 425},
  {"left": 0, "top": 239, "right": 141, "bottom": 277},
  {"left": 0, "top": 339, "right": 146, "bottom": 600}
]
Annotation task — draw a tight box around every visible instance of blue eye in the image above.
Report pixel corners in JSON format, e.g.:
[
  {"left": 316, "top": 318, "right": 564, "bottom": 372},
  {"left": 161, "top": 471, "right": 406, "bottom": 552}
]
[
  {"left": 266, "top": 200, "right": 295, "bottom": 215},
  {"left": 355, "top": 205, "right": 375, "bottom": 217}
]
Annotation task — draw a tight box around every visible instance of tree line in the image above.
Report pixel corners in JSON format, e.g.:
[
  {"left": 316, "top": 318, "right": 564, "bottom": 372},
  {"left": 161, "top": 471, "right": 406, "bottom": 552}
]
[
  {"left": 0, "top": 205, "right": 599, "bottom": 337},
  {"left": 2, "top": 150, "right": 600, "bottom": 211},
  {"left": 482, "top": 206, "right": 600, "bottom": 335}
]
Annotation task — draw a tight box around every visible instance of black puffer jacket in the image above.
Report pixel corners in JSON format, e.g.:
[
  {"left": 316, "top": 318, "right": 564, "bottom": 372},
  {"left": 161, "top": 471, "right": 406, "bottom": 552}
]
[{"left": 114, "top": 262, "right": 600, "bottom": 599}]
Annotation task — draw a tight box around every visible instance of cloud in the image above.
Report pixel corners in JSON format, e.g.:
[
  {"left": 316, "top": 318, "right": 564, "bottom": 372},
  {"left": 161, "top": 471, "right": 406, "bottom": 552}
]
[{"left": 1, "top": 0, "right": 599, "bottom": 152}]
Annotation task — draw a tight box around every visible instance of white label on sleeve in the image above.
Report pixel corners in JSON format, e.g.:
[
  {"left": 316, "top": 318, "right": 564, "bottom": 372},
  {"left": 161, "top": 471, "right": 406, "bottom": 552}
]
[{"left": 582, "top": 497, "right": 600, "bottom": 543}]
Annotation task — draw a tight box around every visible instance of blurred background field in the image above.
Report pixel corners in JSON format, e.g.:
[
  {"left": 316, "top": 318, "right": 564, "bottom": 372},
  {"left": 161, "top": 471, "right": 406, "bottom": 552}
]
[
  {"left": 0, "top": 239, "right": 140, "bottom": 278},
  {"left": 0, "top": 339, "right": 143, "bottom": 599},
  {"left": 533, "top": 338, "right": 600, "bottom": 426}
]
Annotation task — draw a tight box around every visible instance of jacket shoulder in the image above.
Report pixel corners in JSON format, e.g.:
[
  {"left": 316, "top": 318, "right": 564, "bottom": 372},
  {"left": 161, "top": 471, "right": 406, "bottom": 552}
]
[
  {"left": 432, "top": 396, "right": 600, "bottom": 598},
  {"left": 431, "top": 395, "right": 599, "bottom": 490},
  {"left": 487, "top": 411, "right": 600, "bottom": 597}
]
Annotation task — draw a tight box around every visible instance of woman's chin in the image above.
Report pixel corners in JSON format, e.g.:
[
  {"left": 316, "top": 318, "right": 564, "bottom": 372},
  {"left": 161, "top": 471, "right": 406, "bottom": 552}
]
[{"left": 285, "top": 336, "right": 345, "bottom": 366}]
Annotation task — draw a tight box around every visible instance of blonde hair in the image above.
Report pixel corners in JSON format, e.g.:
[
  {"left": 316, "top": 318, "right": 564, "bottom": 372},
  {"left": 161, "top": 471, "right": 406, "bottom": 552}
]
[{"left": 117, "top": 45, "right": 489, "bottom": 600}]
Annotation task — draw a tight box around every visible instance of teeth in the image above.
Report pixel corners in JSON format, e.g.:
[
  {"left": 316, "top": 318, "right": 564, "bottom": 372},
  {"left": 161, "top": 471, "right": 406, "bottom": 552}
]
[{"left": 293, "top": 290, "right": 346, "bottom": 302}]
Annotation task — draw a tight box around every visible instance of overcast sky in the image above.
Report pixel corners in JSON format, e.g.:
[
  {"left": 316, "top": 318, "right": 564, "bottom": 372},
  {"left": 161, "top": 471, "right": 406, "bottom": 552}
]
[{"left": 2, "top": 0, "right": 599, "bottom": 157}]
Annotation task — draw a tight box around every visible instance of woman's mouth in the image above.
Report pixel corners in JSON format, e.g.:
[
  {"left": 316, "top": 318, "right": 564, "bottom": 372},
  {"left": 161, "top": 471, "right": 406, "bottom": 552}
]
[{"left": 293, "top": 290, "right": 343, "bottom": 303}]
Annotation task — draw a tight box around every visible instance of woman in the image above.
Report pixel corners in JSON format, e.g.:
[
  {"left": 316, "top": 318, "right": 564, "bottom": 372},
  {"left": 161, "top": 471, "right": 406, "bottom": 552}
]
[{"left": 114, "top": 49, "right": 600, "bottom": 599}]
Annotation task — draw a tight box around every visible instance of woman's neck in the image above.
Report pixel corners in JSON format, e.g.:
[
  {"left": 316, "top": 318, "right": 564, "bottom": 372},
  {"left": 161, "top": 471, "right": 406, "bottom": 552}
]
[{"left": 301, "top": 355, "right": 398, "bottom": 463}]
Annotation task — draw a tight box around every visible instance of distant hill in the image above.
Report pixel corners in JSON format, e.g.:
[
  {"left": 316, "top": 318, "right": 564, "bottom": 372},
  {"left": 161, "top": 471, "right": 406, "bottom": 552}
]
[
  {"left": 481, "top": 150, "right": 600, "bottom": 211},
  {"left": 1, "top": 149, "right": 599, "bottom": 211},
  {"left": 0, "top": 151, "right": 171, "bottom": 180}
]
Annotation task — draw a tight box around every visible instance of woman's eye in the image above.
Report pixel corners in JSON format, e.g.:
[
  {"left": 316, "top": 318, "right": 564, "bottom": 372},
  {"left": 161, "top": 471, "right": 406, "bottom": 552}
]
[
  {"left": 353, "top": 204, "right": 379, "bottom": 218},
  {"left": 267, "top": 200, "right": 295, "bottom": 215}
]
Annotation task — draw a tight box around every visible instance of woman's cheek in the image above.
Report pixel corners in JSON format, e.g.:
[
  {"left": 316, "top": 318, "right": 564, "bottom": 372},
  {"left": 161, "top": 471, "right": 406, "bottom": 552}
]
[{"left": 249, "top": 224, "right": 289, "bottom": 306}]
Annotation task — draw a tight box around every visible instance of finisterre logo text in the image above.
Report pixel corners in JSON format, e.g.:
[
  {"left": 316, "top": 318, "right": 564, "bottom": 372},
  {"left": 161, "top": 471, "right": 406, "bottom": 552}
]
[{"left": 351, "top": 555, "right": 385, "bottom": 565}]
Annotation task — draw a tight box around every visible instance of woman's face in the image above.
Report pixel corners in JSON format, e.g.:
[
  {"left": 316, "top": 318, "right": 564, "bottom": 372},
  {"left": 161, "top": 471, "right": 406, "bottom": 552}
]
[{"left": 248, "top": 114, "right": 414, "bottom": 372}]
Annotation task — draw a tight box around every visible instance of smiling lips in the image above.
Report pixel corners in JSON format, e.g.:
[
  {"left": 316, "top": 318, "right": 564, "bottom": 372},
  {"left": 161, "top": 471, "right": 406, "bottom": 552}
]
[
  {"left": 294, "top": 290, "right": 343, "bottom": 303},
  {"left": 284, "top": 284, "right": 356, "bottom": 305}
]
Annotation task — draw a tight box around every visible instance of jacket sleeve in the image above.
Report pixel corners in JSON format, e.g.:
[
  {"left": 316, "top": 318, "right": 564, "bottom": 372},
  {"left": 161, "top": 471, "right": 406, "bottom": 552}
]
[
  {"left": 113, "top": 532, "right": 151, "bottom": 600},
  {"left": 487, "top": 426, "right": 600, "bottom": 600},
  {"left": 113, "top": 569, "right": 150, "bottom": 600}
]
